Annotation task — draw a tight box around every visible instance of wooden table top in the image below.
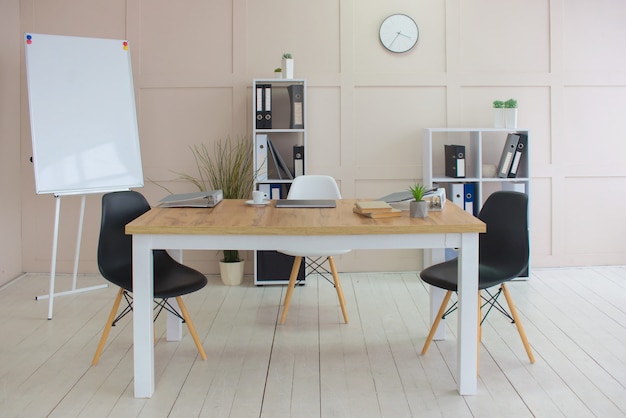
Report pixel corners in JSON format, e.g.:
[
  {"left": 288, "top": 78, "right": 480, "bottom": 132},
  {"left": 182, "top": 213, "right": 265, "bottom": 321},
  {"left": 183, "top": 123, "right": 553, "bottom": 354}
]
[{"left": 126, "top": 199, "right": 485, "bottom": 236}]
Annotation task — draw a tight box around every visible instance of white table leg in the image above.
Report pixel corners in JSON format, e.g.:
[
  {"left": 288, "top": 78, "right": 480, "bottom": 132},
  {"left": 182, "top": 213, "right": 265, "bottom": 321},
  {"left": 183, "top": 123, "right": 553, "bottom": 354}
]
[
  {"left": 133, "top": 237, "right": 155, "bottom": 398},
  {"left": 457, "top": 232, "right": 479, "bottom": 395},
  {"left": 166, "top": 249, "right": 183, "bottom": 341}
]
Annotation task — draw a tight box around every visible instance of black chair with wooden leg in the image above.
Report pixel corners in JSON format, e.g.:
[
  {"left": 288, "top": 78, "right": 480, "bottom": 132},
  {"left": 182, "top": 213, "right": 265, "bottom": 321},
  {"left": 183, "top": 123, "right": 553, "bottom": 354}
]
[
  {"left": 420, "top": 191, "right": 535, "bottom": 364},
  {"left": 91, "top": 191, "right": 207, "bottom": 365}
]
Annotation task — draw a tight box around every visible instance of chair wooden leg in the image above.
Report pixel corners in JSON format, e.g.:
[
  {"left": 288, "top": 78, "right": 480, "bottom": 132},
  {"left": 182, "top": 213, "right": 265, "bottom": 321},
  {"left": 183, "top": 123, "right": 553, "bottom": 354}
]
[
  {"left": 175, "top": 296, "right": 207, "bottom": 360},
  {"left": 501, "top": 283, "right": 535, "bottom": 363},
  {"left": 328, "top": 256, "right": 349, "bottom": 324},
  {"left": 421, "top": 290, "right": 453, "bottom": 355},
  {"left": 280, "top": 256, "right": 303, "bottom": 324},
  {"left": 92, "top": 287, "right": 124, "bottom": 366}
]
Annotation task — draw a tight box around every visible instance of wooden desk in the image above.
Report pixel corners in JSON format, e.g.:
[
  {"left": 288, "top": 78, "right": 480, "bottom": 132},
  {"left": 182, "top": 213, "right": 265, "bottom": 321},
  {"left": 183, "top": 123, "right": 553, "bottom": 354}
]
[{"left": 126, "top": 199, "right": 485, "bottom": 398}]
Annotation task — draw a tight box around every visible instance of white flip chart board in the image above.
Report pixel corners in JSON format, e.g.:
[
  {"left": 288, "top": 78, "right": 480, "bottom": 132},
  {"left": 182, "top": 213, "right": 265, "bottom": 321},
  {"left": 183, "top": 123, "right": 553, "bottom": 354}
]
[{"left": 24, "top": 33, "right": 144, "bottom": 195}]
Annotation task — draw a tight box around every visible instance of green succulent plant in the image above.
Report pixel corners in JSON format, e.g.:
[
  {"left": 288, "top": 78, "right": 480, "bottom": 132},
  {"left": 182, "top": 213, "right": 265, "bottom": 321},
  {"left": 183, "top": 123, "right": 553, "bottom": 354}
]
[
  {"left": 504, "top": 99, "right": 518, "bottom": 108},
  {"left": 409, "top": 183, "right": 427, "bottom": 201}
]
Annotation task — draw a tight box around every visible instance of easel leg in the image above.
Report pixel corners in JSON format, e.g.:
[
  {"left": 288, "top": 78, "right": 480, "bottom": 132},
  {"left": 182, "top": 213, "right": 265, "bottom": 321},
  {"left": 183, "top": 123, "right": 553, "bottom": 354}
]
[
  {"left": 46, "top": 195, "right": 62, "bottom": 320},
  {"left": 37, "top": 195, "right": 108, "bottom": 319}
]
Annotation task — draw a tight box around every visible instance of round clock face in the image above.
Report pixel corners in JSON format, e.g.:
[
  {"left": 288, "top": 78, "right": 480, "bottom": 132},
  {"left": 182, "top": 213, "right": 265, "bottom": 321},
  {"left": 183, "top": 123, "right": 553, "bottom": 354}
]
[{"left": 379, "top": 14, "right": 419, "bottom": 53}]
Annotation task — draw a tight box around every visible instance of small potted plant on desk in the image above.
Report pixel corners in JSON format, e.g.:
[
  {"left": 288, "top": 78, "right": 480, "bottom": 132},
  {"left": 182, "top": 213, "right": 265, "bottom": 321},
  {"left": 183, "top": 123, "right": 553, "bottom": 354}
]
[
  {"left": 177, "top": 135, "right": 255, "bottom": 285},
  {"left": 409, "top": 183, "right": 429, "bottom": 218}
]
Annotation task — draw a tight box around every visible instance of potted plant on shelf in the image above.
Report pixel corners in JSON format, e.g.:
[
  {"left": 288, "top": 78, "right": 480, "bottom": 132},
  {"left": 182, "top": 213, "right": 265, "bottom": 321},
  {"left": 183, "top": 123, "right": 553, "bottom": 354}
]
[
  {"left": 281, "top": 52, "right": 294, "bottom": 79},
  {"left": 274, "top": 67, "right": 282, "bottom": 79},
  {"left": 493, "top": 100, "right": 505, "bottom": 128},
  {"left": 177, "top": 135, "right": 255, "bottom": 285},
  {"left": 409, "top": 183, "right": 429, "bottom": 218},
  {"left": 504, "top": 98, "right": 518, "bottom": 129}
]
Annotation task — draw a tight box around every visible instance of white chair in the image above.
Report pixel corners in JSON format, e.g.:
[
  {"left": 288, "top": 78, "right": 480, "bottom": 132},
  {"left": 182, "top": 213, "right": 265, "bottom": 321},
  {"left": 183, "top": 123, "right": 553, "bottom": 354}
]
[{"left": 279, "top": 175, "right": 350, "bottom": 324}]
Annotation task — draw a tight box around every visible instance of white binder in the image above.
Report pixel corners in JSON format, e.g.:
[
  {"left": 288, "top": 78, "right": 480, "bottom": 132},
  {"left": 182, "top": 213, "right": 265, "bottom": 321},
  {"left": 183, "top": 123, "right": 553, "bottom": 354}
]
[{"left": 255, "top": 134, "right": 268, "bottom": 181}]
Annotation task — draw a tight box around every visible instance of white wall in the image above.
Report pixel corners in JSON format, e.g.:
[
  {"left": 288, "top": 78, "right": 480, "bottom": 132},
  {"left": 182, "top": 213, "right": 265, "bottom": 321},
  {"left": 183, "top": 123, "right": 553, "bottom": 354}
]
[
  {"left": 0, "top": 0, "right": 22, "bottom": 284},
  {"left": 7, "top": 0, "right": 626, "bottom": 280}
]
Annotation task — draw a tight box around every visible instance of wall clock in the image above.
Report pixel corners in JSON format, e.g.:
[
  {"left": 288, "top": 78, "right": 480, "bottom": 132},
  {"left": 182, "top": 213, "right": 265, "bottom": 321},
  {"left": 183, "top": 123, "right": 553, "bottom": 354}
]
[{"left": 379, "top": 14, "right": 419, "bottom": 53}]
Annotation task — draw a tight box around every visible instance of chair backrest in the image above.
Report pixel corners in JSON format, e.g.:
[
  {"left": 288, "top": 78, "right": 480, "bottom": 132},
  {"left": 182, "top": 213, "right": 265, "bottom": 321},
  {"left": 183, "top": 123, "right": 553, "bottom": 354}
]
[
  {"left": 286, "top": 175, "right": 342, "bottom": 199},
  {"left": 97, "top": 191, "right": 151, "bottom": 291},
  {"left": 478, "top": 191, "right": 529, "bottom": 278}
]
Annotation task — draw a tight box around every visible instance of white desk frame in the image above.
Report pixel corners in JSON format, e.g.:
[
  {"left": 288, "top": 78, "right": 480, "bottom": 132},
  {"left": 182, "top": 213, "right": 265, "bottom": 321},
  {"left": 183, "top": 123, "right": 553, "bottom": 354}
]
[{"left": 130, "top": 231, "right": 479, "bottom": 398}]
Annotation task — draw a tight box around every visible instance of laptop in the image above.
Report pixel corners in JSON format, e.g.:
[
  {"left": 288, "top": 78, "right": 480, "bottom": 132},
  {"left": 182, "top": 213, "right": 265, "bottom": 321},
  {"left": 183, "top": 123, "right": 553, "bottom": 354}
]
[{"left": 274, "top": 199, "right": 336, "bottom": 208}]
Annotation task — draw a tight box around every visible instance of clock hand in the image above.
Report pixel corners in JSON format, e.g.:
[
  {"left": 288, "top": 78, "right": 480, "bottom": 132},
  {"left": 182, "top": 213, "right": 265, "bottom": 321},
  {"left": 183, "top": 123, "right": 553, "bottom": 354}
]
[
  {"left": 398, "top": 31, "right": 411, "bottom": 39},
  {"left": 389, "top": 32, "right": 401, "bottom": 47}
]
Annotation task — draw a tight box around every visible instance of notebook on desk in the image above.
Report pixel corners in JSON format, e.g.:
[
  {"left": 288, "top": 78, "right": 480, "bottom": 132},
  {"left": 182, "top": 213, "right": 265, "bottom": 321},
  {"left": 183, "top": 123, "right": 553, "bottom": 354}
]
[{"left": 274, "top": 199, "right": 336, "bottom": 208}]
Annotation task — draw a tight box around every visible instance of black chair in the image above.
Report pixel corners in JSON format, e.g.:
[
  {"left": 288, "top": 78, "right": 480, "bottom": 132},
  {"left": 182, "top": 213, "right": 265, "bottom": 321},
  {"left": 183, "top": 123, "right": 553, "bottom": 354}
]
[
  {"left": 420, "top": 191, "right": 535, "bottom": 363},
  {"left": 91, "top": 191, "right": 207, "bottom": 365}
]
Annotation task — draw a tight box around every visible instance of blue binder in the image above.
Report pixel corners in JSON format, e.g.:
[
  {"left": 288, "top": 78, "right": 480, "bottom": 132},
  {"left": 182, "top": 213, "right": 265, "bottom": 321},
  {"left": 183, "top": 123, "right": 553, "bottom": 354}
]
[{"left": 464, "top": 183, "right": 475, "bottom": 215}]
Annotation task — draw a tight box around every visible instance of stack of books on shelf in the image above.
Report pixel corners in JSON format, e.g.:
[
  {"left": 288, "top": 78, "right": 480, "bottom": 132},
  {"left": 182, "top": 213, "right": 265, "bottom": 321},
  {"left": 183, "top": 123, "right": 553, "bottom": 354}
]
[{"left": 353, "top": 201, "right": 402, "bottom": 218}]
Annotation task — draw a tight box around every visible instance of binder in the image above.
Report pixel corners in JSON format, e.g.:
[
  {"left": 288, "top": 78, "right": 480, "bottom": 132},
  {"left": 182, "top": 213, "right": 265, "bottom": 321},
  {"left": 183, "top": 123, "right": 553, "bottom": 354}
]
[
  {"left": 464, "top": 183, "right": 475, "bottom": 215},
  {"left": 450, "top": 183, "right": 464, "bottom": 209},
  {"left": 287, "top": 84, "right": 304, "bottom": 129},
  {"left": 507, "top": 133, "right": 527, "bottom": 178},
  {"left": 497, "top": 133, "right": 520, "bottom": 178},
  {"left": 444, "top": 145, "right": 465, "bottom": 178},
  {"left": 270, "top": 183, "right": 282, "bottom": 199},
  {"left": 266, "top": 138, "right": 282, "bottom": 179},
  {"left": 255, "top": 134, "right": 268, "bottom": 181},
  {"left": 258, "top": 183, "right": 271, "bottom": 198},
  {"left": 263, "top": 84, "right": 272, "bottom": 129},
  {"left": 267, "top": 139, "right": 293, "bottom": 179},
  {"left": 293, "top": 145, "right": 304, "bottom": 177},
  {"left": 255, "top": 84, "right": 264, "bottom": 129}
]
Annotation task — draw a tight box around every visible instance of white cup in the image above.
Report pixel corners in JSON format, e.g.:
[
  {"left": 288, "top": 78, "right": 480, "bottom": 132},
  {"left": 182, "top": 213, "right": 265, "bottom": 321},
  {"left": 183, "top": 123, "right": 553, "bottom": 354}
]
[{"left": 252, "top": 190, "right": 267, "bottom": 204}]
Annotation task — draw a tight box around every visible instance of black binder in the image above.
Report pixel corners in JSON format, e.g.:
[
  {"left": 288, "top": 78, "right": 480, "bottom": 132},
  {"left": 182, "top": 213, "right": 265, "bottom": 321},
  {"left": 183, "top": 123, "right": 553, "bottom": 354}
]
[
  {"left": 444, "top": 145, "right": 466, "bottom": 178},
  {"left": 255, "top": 84, "right": 264, "bottom": 129},
  {"left": 497, "top": 133, "right": 520, "bottom": 178},
  {"left": 287, "top": 84, "right": 304, "bottom": 129},
  {"left": 263, "top": 84, "right": 272, "bottom": 129},
  {"left": 507, "top": 133, "right": 527, "bottom": 178},
  {"left": 293, "top": 145, "right": 304, "bottom": 177}
]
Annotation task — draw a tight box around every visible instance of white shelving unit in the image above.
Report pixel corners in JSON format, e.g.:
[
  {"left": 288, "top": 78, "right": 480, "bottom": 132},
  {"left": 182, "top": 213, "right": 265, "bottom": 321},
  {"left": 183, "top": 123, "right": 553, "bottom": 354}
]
[
  {"left": 252, "top": 78, "right": 307, "bottom": 285},
  {"left": 422, "top": 127, "right": 530, "bottom": 277}
]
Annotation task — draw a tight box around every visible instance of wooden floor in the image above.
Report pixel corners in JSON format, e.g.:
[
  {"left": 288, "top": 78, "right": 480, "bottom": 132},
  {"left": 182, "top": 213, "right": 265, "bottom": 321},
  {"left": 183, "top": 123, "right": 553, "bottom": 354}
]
[{"left": 1, "top": 266, "right": 625, "bottom": 417}]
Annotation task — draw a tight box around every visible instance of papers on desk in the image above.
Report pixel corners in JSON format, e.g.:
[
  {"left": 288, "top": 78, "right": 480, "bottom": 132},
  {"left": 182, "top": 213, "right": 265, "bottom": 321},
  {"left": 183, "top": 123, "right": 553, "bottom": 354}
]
[{"left": 158, "top": 190, "right": 223, "bottom": 207}]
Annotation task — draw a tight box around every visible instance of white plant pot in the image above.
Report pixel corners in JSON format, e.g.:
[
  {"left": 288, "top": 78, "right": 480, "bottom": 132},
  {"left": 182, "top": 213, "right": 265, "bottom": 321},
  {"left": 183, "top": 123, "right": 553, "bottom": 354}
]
[
  {"left": 282, "top": 58, "right": 294, "bottom": 79},
  {"left": 219, "top": 260, "right": 244, "bottom": 286},
  {"left": 493, "top": 108, "right": 505, "bottom": 128},
  {"left": 505, "top": 108, "right": 517, "bottom": 129}
]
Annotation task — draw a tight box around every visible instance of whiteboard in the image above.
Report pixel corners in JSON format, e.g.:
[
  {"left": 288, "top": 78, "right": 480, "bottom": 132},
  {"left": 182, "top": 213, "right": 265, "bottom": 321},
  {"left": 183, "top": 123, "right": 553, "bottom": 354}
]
[{"left": 24, "top": 33, "right": 144, "bottom": 195}]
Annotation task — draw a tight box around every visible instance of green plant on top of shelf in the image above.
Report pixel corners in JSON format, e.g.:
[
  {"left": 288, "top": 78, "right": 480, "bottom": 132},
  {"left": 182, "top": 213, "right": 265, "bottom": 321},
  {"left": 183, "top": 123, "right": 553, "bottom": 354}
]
[
  {"left": 504, "top": 98, "right": 518, "bottom": 108},
  {"left": 493, "top": 100, "right": 505, "bottom": 109},
  {"left": 282, "top": 52, "right": 293, "bottom": 59}
]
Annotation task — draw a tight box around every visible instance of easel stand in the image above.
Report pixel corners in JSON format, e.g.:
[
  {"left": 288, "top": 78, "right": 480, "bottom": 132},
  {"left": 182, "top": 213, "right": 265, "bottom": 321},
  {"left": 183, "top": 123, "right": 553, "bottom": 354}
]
[{"left": 36, "top": 194, "right": 107, "bottom": 319}]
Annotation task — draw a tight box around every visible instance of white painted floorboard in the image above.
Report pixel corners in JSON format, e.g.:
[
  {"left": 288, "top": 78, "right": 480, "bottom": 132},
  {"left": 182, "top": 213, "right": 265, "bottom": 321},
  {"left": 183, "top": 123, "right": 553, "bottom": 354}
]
[{"left": 0, "top": 267, "right": 625, "bottom": 417}]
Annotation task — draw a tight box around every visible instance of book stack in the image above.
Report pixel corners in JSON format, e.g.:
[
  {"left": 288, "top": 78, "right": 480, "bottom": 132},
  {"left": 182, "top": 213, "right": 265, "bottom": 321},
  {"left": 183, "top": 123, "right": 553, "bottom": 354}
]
[{"left": 353, "top": 201, "right": 402, "bottom": 218}]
